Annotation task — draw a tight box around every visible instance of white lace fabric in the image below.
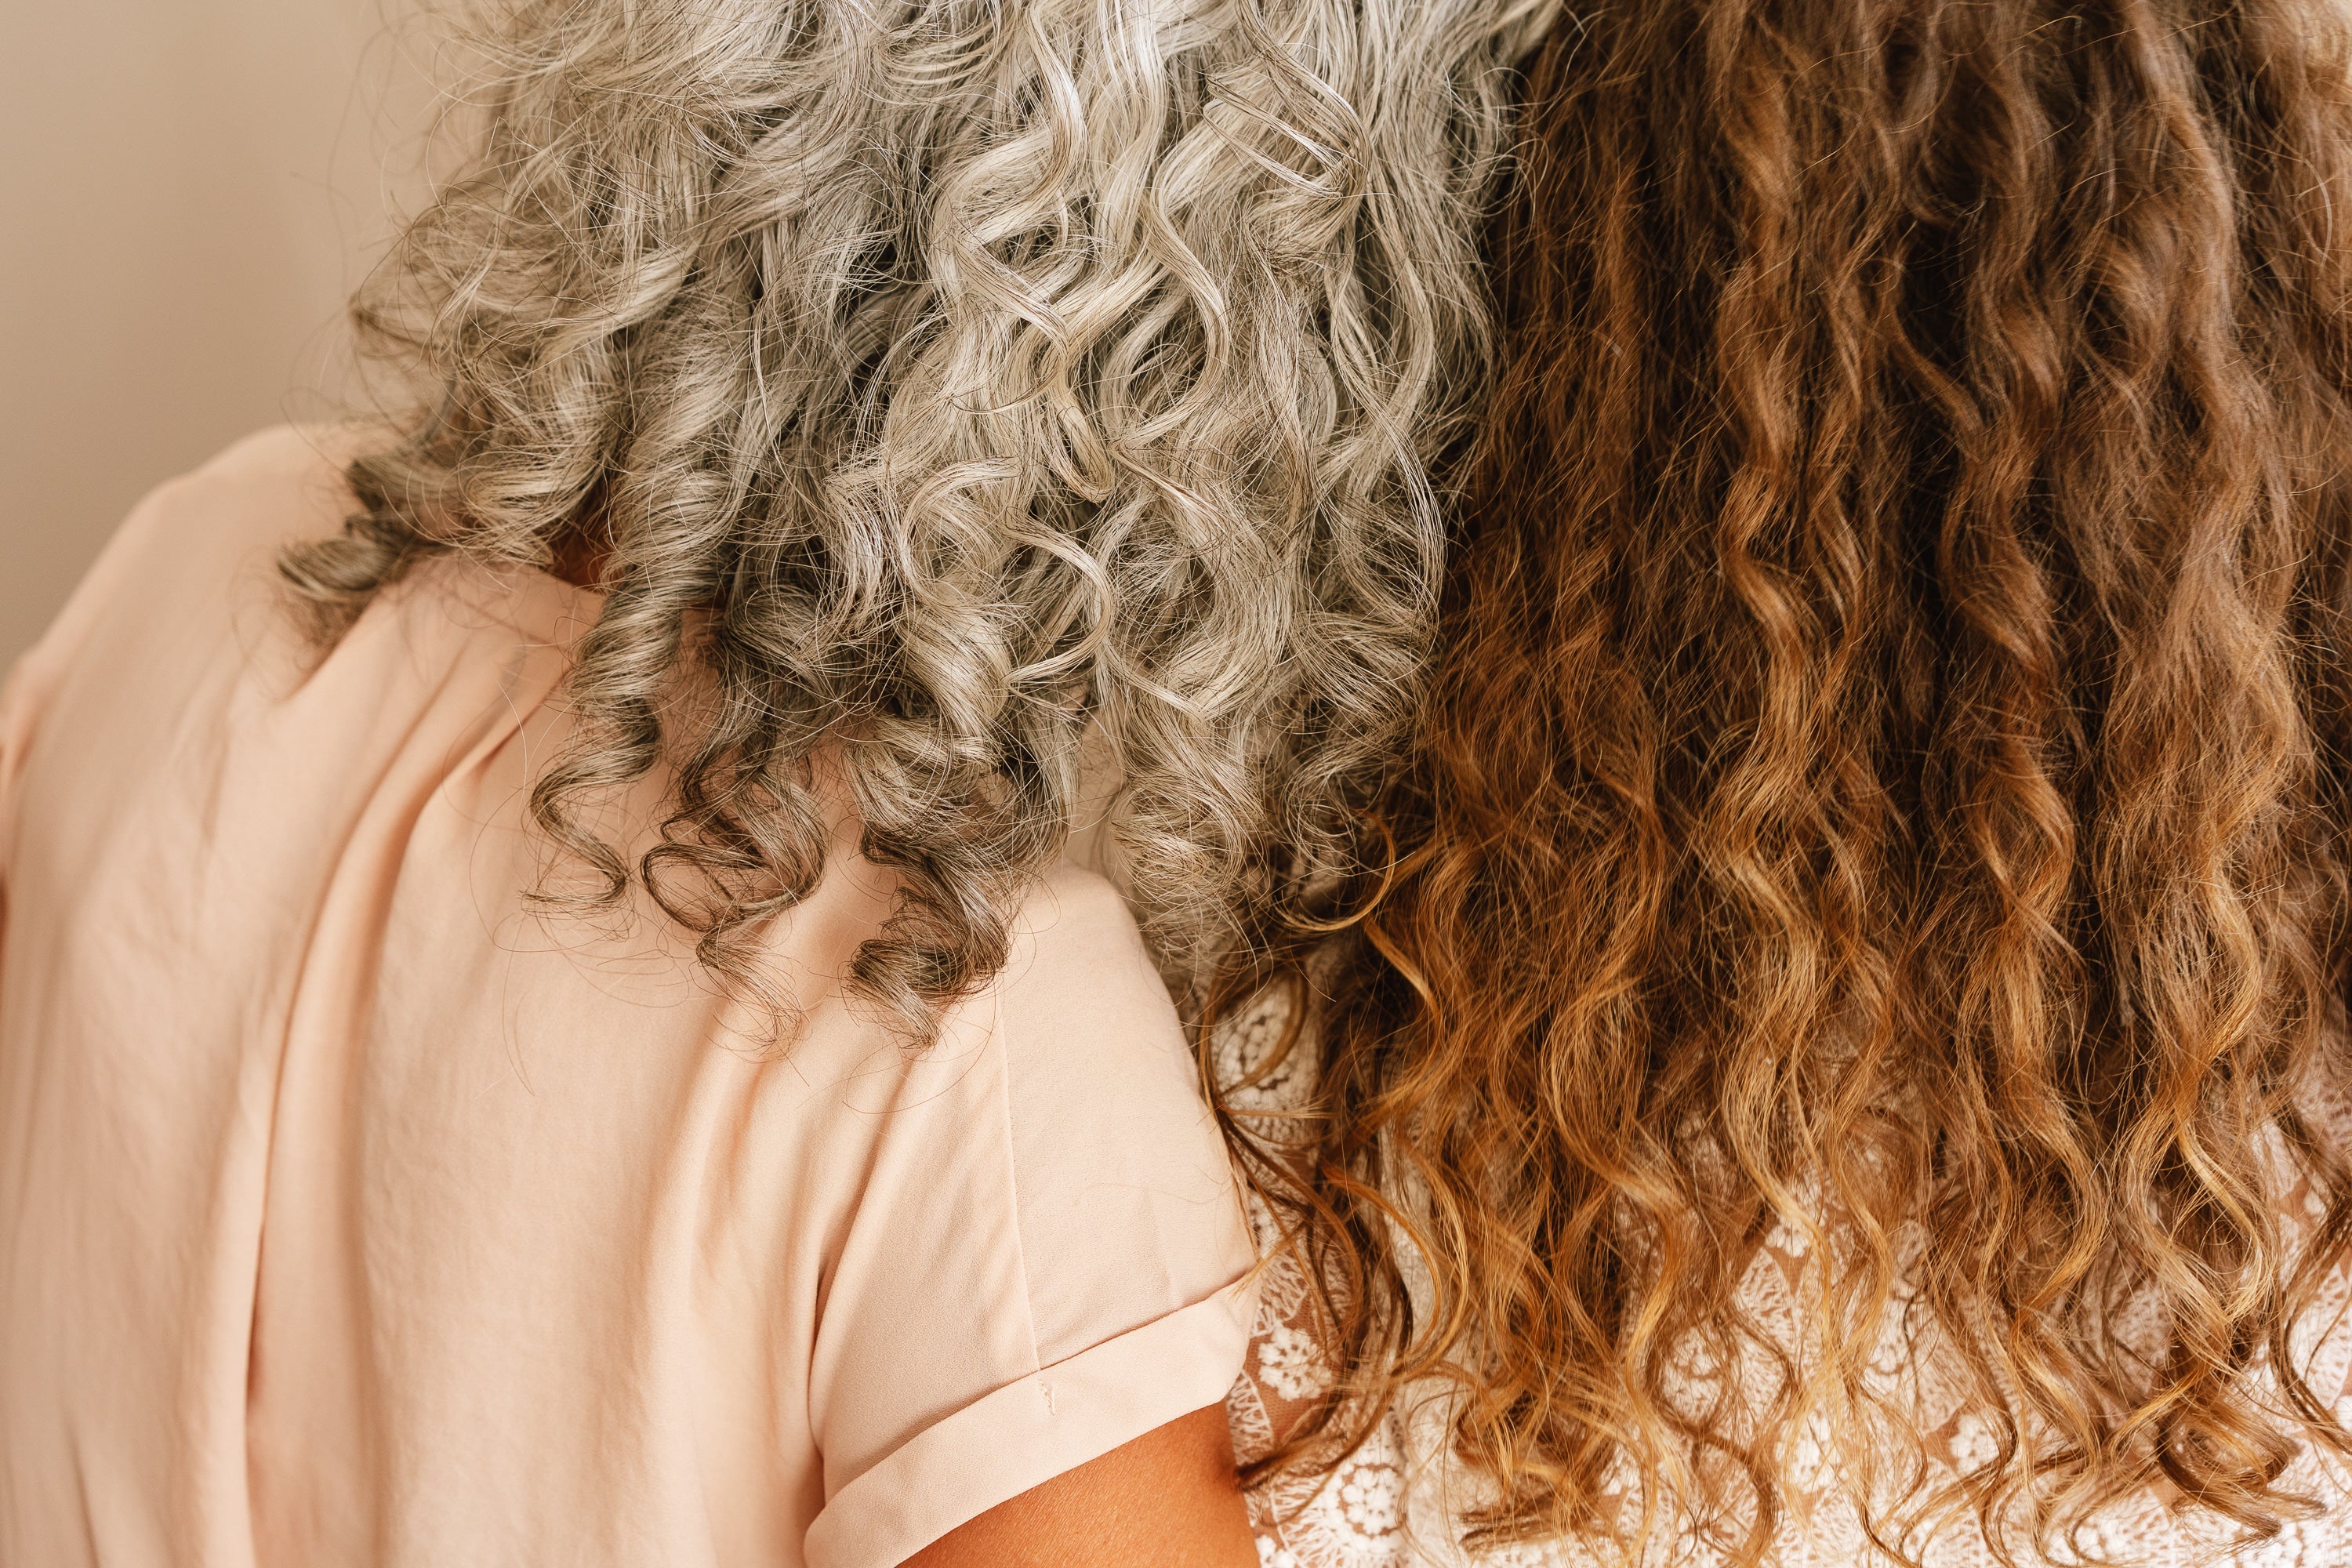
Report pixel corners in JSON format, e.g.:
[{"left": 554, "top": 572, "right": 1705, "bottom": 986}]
[
  {"left": 1217, "top": 998, "right": 2352, "bottom": 1567},
  {"left": 1228, "top": 1221, "right": 1412, "bottom": 1568}
]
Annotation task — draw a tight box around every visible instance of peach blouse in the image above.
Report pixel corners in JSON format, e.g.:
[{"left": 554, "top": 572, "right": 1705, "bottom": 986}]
[{"left": 0, "top": 429, "right": 1255, "bottom": 1568}]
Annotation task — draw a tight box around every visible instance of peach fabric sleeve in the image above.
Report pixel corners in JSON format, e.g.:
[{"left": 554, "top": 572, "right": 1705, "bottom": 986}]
[{"left": 804, "top": 869, "right": 1259, "bottom": 1566}]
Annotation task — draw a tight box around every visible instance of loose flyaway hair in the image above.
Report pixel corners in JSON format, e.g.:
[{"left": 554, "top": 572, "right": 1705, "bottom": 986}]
[
  {"left": 1221, "top": 0, "right": 2352, "bottom": 1559},
  {"left": 285, "top": 0, "right": 1555, "bottom": 1033}
]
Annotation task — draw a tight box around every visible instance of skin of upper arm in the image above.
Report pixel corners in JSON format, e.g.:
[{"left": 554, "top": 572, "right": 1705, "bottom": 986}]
[{"left": 897, "top": 1404, "right": 1258, "bottom": 1568}]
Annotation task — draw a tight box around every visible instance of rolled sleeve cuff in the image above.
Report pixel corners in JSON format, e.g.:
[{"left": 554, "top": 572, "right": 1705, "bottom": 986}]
[{"left": 803, "top": 1275, "right": 1259, "bottom": 1568}]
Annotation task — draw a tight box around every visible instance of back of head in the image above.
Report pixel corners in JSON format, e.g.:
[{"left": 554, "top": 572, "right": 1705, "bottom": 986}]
[
  {"left": 1239, "top": 0, "right": 2352, "bottom": 1556},
  {"left": 285, "top": 0, "right": 1559, "bottom": 1035}
]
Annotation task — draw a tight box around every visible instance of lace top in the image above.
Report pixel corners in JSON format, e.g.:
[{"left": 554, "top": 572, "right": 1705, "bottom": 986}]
[{"left": 1218, "top": 993, "right": 2352, "bottom": 1568}]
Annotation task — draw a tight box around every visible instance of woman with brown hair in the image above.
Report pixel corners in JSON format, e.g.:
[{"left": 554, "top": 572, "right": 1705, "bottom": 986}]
[
  {"left": 1225, "top": 2, "right": 2352, "bottom": 1562},
  {"left": 0, "top": 2, "right": 1558, "bottom": 1563}
]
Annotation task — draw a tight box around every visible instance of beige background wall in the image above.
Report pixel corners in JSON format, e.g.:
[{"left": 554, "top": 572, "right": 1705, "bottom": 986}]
[{"left": 0, "top": 0, "right": 434, "bottom": 667}]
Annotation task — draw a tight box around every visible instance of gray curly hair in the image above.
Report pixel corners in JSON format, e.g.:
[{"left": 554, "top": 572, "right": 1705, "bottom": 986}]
[{"left": 288, "top": 0, "right": 1558, "bottom": 1035}]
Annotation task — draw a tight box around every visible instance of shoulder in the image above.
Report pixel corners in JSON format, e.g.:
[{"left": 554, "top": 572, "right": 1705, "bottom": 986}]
[
  {"left": 999, "top": 862, "right": 1174, "bottom": 1021},
  {"left": 111, "top": 423, "right": 355, "bottom": 554},
  {"left": 15, "top": 424, "right": 357, "bottom": 680},
  {"left": 179, "top": 421, "right": 352, "bottom": 490},
  {"left": 989, "top": 863, "right": 1193, "bottom": 1120},
  {"left": 139, "top": 423, "right": 360, "bottom": 568},
  {"left": 1, "top": 426, "right": 360, "bottom": 813},
  {"left": 111, "top": 423, "right": 368, "bottom": 623}
]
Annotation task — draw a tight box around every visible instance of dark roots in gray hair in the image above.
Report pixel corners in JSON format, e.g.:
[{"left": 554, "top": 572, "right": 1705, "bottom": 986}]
[{"left": 287, "top": 0, "right": 1556, "bottom": 1036}]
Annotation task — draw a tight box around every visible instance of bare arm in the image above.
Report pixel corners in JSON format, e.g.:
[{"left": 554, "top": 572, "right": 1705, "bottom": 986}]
[{"left": 900, "top": 1405, "right": 1257, "bottom": 1568}]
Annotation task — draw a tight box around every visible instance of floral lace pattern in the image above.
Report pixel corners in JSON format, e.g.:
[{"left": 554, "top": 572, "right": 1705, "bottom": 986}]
[
  {"left": 1230, "top": 1203, "right": 1413, "bottom": 1568},
  {"left": 1218, "top": 995, "right": 2352, "bottom": 1566}
]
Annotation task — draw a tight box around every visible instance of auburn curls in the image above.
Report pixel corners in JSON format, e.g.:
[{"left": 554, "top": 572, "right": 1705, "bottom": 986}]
[{"left": 1219, "top": 0, "right": 2352, "bottom": 1558}]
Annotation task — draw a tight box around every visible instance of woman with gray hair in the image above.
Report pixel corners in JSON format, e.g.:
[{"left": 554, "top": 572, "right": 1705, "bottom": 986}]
[{"left": 0, "top": 0, "right": 1553, "bottom": 1563}]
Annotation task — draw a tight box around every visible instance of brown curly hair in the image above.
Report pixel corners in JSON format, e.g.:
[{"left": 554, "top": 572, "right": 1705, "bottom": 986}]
[{"left": 1221, "top": 0, "right": 2352, "bottom": 1557}]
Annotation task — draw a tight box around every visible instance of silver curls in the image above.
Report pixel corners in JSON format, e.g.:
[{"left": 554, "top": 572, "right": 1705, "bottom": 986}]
[{"left": 290, "top": 0, "right": 1562, "bottom": 1036}]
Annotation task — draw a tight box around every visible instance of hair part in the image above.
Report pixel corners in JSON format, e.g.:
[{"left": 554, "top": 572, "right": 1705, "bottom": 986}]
[{"left": 1221, "top": 0, "right": 2352, "bottom": 1557}]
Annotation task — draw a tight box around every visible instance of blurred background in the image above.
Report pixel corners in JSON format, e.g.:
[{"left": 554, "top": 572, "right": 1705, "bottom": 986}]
[{"left": 0, "top": 0, "right": 436, "bottom": 666}]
